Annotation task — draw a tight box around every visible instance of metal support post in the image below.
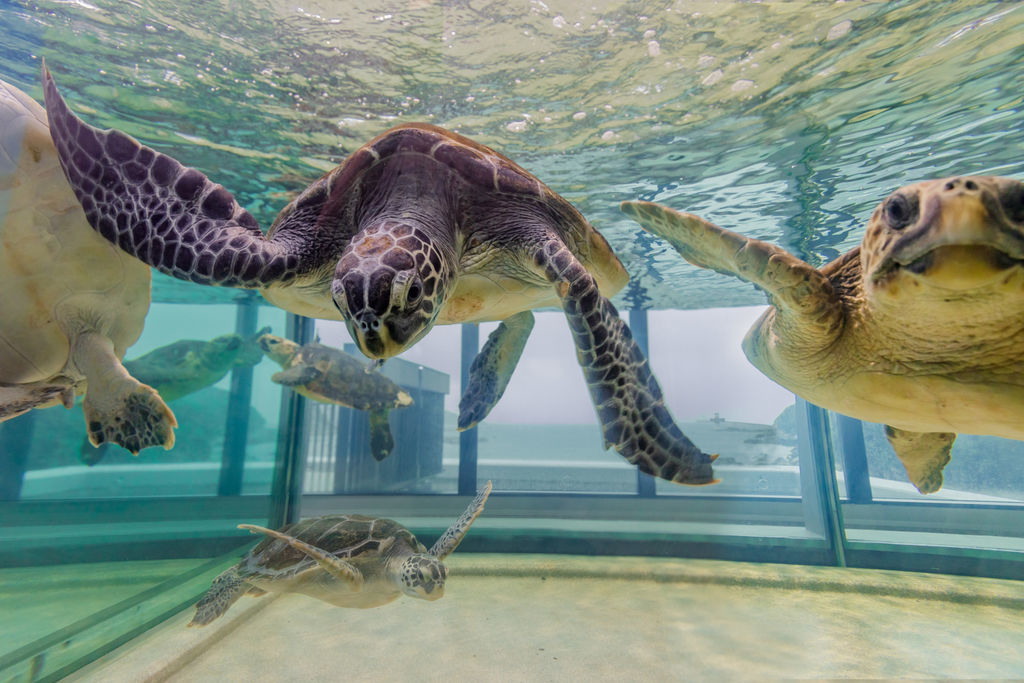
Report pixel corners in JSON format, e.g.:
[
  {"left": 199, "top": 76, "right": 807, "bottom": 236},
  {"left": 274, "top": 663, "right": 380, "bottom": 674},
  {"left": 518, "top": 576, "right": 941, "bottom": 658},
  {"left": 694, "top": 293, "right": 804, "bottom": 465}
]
[{"left": 458, "top": 323, "right": 479, "bottom": 495}]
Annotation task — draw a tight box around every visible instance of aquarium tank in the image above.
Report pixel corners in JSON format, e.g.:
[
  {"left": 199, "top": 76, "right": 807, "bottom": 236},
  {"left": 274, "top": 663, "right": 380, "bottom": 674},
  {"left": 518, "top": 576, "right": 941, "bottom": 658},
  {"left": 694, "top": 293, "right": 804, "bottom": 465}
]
[{"left": 1, "top": 1, "right": 1023, "bottom": 680}]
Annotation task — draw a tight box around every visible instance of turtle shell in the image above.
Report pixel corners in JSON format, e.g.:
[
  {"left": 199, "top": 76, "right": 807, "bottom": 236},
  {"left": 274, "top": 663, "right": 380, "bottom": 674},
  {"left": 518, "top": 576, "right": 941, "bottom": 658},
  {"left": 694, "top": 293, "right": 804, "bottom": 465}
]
[
  {"left": 289, "top": 342, "right": 410, "bottom": 410},
  {"left": 264, "top": 122, "right": 628, "bottom": 323},
  {"left": 0, "top": 79, "right": 150, "bottom": 389},
  {"left": 239, "top": 515, "right": 423, "bottom": 582}
]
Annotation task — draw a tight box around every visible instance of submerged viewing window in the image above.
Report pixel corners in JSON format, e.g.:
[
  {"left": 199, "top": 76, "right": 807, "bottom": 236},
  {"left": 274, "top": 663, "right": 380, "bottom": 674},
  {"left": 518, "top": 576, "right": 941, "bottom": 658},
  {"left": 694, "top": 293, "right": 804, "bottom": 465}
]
[{"left": 1, "top": 0, "right": 1022, "bottom": 680}]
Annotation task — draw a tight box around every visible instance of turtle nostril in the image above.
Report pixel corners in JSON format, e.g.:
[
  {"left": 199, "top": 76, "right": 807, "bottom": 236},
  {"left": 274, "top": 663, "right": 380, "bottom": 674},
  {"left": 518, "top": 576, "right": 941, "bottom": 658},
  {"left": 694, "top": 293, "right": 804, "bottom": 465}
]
[
  {"left": 370, "top": 318, "right": 381, "bottom": 331},
  {"left": 944, "top": 179, "right": 958, "bottom": 191}
]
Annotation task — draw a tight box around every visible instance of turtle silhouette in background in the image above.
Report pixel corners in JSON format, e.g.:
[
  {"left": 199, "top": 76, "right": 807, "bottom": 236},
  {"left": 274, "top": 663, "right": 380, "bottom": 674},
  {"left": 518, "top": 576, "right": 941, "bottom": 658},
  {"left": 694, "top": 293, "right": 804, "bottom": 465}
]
[{"left": 260, "top": 334, "right": 413, "bottom": 461}]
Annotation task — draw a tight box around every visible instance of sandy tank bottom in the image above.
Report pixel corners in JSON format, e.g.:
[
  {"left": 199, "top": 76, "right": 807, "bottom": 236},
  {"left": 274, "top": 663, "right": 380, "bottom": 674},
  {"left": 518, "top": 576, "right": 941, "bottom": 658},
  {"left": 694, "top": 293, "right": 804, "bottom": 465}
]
[{"left": 67, "top": 554, "right": 1024, "bottom": 681}]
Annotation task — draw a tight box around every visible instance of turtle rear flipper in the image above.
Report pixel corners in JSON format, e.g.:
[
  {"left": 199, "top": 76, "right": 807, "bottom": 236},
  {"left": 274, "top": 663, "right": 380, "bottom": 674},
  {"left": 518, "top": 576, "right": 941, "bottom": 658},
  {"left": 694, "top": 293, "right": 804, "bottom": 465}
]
[
  {"left": 885, "top": 426, "right": 955, "bottom": 494},
  {"left": 73, "top": 332, "right": 176, "bottom": 453},
  {"left": 621, "top": 201, "right": 843, "bottom": 344},
  {"left": 367, "top": 407, "right": 396, "bottom": 461},
  {"left": 458, "top": 310, "right": 534, "bottom": 431},
  {"left": 189, "top": 567, "right": 251, "bottom": 627},
  {"left": 533, "top": 241, "right": 717, "bottom": 485}
]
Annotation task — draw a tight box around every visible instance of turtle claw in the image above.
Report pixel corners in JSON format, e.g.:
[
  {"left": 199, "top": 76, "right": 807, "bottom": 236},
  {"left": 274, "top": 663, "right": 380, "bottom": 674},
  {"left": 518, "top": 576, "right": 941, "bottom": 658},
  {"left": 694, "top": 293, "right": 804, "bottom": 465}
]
[{"left": 368, "top": 408, "right": 396, "bottom": 461}]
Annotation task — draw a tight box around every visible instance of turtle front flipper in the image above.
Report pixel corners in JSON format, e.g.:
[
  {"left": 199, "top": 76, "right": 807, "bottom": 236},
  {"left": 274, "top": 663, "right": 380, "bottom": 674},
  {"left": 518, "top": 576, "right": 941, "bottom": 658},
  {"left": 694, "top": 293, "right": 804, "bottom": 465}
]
[
  {"left": 429, "top": 480, "right": 492, "bottom": 560},
  {"left": 621, "top": 201, "right": 843, "bottom": 344},
  {"left": 189, "top": 566, "right": 252, "bottom": 627},
  {"left": 271, "top": 364, "right": 323, "bottom": 387},
  {"left": 884, "top": 426, "right": 955, "bottom": 494},
  {"left": 42, "top": 64, "right": 301, "bottom": 289},
  {"left": 458, "top": 310, "right": 535, "bottom": 431},
  {"left": 367, "top": 407, "right": 396, "bottom": 461},
  {"left": 238, "top": 524, "right": 364, "bottom": 590},
  {"left": 0, "top": 383, "right": 74, "bottom": 421},
  {"left": 533, "top": 242, "right": 716, "bottom": 485},
  {"left": 73, "top": 332, "right": 177, "bottom": 454}
]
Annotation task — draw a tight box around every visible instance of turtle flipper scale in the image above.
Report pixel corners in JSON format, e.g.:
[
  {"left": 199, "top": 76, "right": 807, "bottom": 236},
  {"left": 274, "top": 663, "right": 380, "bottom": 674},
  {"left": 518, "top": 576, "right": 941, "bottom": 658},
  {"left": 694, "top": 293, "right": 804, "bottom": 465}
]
[
  {"left": 884, "top": 426, "right": 955, "bottom": 494},
  {"left": 41, "top": 63, "right": 299, "bottom": 288},
  {"left": 429, "top": 480, "right": 492, "bottom": 560},
  {"left": 621, "top": 201, "right": 841, "bottom": 334},
  {"left": 238, "top": 524, "right": 364, "bottom": 590},
  {"left": 189, "top": 566, "right": 251, "bottom": 627},
  {"left": 367, "top": 407, "right": 396, "bottom": 461},
  {"left": 534, "top": 241, "right": 716, "bottom": 485},
  {"left": 458, "top": 310, "right": 535, "bottom": 431}
]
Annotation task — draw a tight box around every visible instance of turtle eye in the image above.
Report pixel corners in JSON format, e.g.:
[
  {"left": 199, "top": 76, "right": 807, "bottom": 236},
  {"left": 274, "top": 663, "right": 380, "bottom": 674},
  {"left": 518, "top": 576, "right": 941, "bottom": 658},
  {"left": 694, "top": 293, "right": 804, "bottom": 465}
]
[
  {"left": 1000, "top": 182, "right": 1024, "bottom": 223},
  {"left": 406, "top": 279, "right": 423, "bottom": 306},
  {"left": 883, "top": 193, "right": 917, "bottom": 230}
]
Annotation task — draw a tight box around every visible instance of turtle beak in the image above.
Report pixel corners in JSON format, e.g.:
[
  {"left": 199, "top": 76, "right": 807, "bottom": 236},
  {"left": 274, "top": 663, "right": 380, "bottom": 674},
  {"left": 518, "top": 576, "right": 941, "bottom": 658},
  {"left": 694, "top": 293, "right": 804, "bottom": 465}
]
[{"left": 351, "top": 312, "right": 388, "bottom": 358}]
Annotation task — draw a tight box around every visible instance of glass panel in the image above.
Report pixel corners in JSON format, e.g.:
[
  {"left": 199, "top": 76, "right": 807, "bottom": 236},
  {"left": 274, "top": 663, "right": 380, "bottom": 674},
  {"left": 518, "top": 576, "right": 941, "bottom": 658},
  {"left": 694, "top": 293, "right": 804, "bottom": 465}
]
[
  {"left": 649, "top": 308, "right": 801, "bottom": 497},
  {"left": 0, "top": 301, "right": 289, "bottom": 678},
  {"left": 10, "top": 303, "right": 286, "bottom": 499},
  {"left": 829, "top": 412, "right": 1024, "bottom": 570}
]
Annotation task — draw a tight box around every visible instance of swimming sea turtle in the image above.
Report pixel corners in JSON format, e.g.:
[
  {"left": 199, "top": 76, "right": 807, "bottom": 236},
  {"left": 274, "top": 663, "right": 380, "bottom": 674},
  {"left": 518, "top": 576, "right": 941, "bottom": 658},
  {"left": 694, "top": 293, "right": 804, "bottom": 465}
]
[
  {"left": 42, "top": 64, "right": 715, "bottom": 485},
  {"left": 189, "top": 480, "right": 492, "bottom": 626},
  {"left": 622, "top": 175, "right": 1024, "bottom": 493},
  {"left": 0, "top": 76, "right": 176, "bottom": 453},
  {"left": 260, "top": 333, "right": 413, "bottom": 461},
  {"left": 125, "top": 327, "right": 269, "bottom": 402}
]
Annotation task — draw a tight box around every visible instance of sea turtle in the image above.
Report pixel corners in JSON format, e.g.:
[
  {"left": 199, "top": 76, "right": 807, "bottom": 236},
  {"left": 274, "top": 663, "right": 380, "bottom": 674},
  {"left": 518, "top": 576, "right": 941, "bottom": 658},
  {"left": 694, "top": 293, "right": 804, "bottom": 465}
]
[
  {"left": 0, "top": 76, "right": 176, "bottom": 453},
  {"left": 622, "top": 175, "right": 1024, "bottom": 493},
  {"left": 124, "top": 326, "right": 269, "bottom": 402},
  {"left": 189, "top": 480, "right": 492, "bottom": 626},
  {"left": 260, "top": 333, "right": 413, "bottom": 461},
  {"left": 79, "top": 327, "right": 269, "bottom": 464},
  {"left": 41, "top": 64, "right": 716, "bottom": 485}
]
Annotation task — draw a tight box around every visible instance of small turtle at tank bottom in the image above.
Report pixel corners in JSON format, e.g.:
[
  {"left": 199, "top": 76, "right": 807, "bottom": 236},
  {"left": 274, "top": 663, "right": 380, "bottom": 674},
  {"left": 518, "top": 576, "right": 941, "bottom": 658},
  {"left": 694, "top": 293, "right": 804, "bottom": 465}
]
[
  {"left": 78, "top": 327, "right": 270, "bottom": 465},
  {"left": 259, "top": 333, "right": 413, "bottom": 461},
  {"left": 42, "top": 63, "right": 716, "bottom": 486},
  {"left": 189, "top": 480, "right": 492, "bottom": 626},
  {"left": 0, "top": 76, "right": 175, "bottom": 454},
  {"left": 622, "top": 175, "right": 1024, "bottom": 494}
]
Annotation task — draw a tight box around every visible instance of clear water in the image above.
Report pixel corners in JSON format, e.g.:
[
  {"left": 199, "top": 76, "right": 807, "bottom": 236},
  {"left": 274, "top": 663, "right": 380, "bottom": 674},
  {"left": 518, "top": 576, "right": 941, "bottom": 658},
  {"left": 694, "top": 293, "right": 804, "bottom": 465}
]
[{"left": 1, "top": 1, "right": 1023, "bottom": 680}]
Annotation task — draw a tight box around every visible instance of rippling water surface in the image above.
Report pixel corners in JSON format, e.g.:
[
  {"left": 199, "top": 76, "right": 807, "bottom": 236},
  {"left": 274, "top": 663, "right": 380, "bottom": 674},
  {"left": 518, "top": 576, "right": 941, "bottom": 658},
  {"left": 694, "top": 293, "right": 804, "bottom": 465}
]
[{"left": 2, "top": 0, "right": 1022, "bottom": 308}]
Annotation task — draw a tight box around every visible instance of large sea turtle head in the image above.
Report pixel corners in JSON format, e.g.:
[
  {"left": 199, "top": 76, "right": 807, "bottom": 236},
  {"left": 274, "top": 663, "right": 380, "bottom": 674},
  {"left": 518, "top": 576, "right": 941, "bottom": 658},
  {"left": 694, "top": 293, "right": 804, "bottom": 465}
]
[
  {"left": 394, "top": 553, "right": 447, "bottom": 601},
  {"left": 331, "top": 219, "right": 453, "bottom": 359},
  {"left": 861, "top": 175, "right": 1024, "bottom": 314}
]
